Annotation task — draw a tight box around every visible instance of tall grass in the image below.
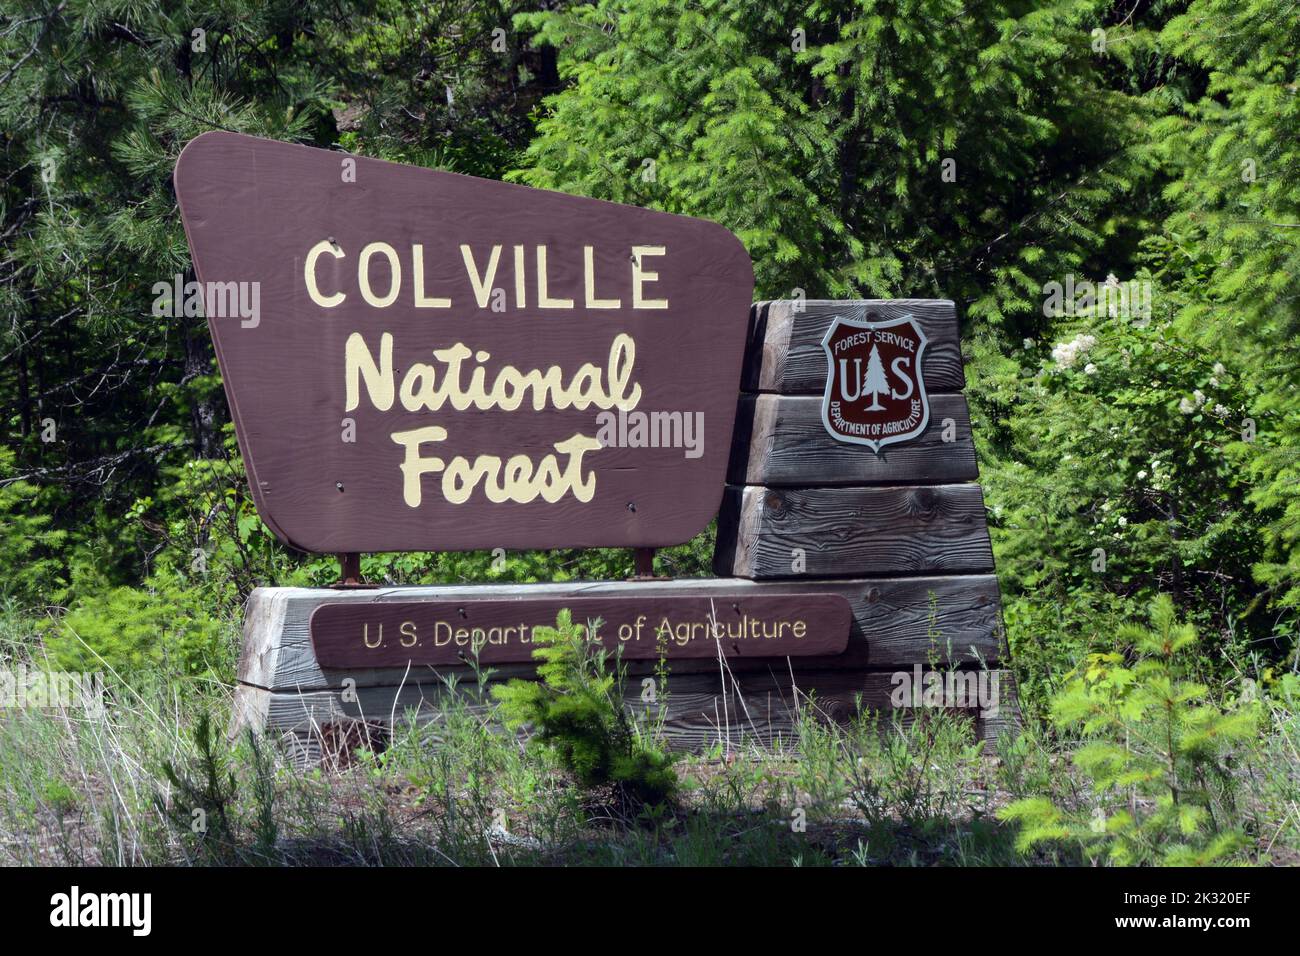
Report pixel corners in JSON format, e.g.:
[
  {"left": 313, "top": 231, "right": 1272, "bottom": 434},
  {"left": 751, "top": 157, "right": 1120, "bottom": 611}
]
[{"left": 1, "top": 604, "right": 1296, "bottom": 866}]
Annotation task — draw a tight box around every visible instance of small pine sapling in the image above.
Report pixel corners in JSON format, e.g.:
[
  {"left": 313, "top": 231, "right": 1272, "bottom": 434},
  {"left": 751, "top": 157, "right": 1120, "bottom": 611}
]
[
  {"left": 492, "top": 609, "right": 677, "bottom": 818},
  {"left": 1000, "top": 595, "right": 1259, "bottom": 865}
]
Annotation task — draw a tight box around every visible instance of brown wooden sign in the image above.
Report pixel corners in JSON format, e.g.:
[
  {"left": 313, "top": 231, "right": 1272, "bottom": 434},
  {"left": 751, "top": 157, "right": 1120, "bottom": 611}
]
[
  {"left": 174, "top": 132, "right": 754, "bottom": 553},
  {"left": 308, "top": 594, "right": 851, "bottom": 667}
]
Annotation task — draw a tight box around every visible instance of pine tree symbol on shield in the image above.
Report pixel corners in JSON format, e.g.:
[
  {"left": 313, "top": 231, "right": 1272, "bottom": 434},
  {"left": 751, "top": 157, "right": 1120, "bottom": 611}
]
[
  {"left": 819, "top": 313, "right": 930, "bottom": 452},
  {"left": 861, "top": 343, "right": 890, "bottom": 411}
]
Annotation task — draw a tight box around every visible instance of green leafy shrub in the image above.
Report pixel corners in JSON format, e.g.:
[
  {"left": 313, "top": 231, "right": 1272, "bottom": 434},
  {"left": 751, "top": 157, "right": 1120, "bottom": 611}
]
[
  {"left": 981, "top": 302, "right": 1274, "bottom": 716},
  {"left": 1000, "top": 595, "right": 1258, "bottom": 865},
  {"left": 45, "top": 569, "right": 235, "bottom": 679},
  {"left": 0, "top": 449, "right": 68, "bottom": 608},
  {"left": 493, "top": 609, "right": 677, "bottom": 816}
]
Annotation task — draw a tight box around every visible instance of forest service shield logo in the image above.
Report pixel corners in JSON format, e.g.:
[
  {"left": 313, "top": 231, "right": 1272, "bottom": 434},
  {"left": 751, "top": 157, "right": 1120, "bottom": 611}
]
[{"left": 820, "top": 314, "right": 930, "bottom": 452}]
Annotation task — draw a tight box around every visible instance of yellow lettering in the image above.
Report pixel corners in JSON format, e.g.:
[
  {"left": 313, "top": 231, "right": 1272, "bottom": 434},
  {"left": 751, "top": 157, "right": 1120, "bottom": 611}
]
[
  {"left": 411, "top": 244, "right": 451, "bottom": 308},
  {"left": 344, "top": 332, "right": 394, "bottom": 411},
  {"left": 631, "top": 245, "right": 668, "bottom": 309},
  {"left": 584, "top": 246, "right": 621, "bottom": 309},
  {"left": 536, "top": 246, "right": 574, "bottom": 309},
  {"left": 389, "top": 429, "right": 601, "bottom": 507},
  {"left": 359, "top": 242, "right": 401, "bottom": 308},
  {"left": 391, "top": 426, "right": 449, "bottom": 507},
  {"left": 305, "top": 240, "right": 346, "bottom": 308},
  {"left": 461, "top": 244, "right": 502, "bottom": 308},
  {"left": 513, "top": 244, "right": 526, "bottom": 307}
]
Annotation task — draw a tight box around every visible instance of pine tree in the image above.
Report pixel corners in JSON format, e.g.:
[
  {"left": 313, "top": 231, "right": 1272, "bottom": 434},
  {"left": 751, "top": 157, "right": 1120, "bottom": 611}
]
[
  {"left": 861, "top": 343, "right": 890, "bottom": 411},
  {"left": 512, "top": 0, "right": 1145, "bottom": 315},
  {"left": 999, "top": 595, "right": 1258, "bottom": 866},
  {"left": 1152, "top": 0, "right": 1300, "bottom": 613},
  {"left": 0, "top": 1, "right": 565, "bottom": 607},
  {"left": 0, "top": 1, "right": 355, "bottom": 599}
]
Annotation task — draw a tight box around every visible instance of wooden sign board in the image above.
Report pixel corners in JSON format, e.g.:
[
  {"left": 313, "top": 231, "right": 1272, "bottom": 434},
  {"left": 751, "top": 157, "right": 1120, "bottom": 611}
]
[
  {"left": 309, "top": 594, "right": 852, "bottom": 667},
  {"left": 174, "top": 132, "right": 754, "bottom": 553}
]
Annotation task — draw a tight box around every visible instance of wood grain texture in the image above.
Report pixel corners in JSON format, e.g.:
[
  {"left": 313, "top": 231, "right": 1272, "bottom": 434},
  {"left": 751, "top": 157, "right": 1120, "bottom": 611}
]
[
  {"left": 232, "top": 667, "right": 1018, "bottom": 754},
  {"left": 715, "top": 484, "right": 995, "bottom": 579},
  {"left": 175, "top": 131, "right": 754, "bottom": 553},
  {"left": 743, "top": 300, "right": 964, "bottom": 395},
  {"left": 240, "top": 578, "right": 1004, "bottom": 692},
  {"left": 729, "top": 393, "right": 978, "bottom": 485}
]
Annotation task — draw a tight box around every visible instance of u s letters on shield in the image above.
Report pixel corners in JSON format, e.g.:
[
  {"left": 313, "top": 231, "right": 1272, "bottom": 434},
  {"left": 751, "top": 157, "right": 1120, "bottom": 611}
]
[{"left": 820, "top": 314, "right": 930, "bottom": 452}]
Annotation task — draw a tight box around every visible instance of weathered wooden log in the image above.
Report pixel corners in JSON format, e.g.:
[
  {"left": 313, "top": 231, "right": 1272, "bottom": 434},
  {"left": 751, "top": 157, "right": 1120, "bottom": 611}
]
[
  {"left": 236, "top": 577, "right": 1005, "bottom": 696},
  {"left": 743, "top": 300, "right": 964, "bottom": 395},
  {"left": 715, "top": 484, "right": 995, "bottom": 579},
  {"left": 233, "top": 665, "right": 1018, "bottom": 758},
  {"left": 729, "top": 392, "right": 978, "bottom": 485}
]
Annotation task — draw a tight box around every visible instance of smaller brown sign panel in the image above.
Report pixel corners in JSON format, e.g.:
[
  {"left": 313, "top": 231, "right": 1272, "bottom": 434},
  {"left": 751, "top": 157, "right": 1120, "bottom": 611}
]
[
  {"left": 820, "top": 314, "right": 931, "bottom": 451},
  {"left": 309, "top": 595, "right": 851, "bottom": 668}
]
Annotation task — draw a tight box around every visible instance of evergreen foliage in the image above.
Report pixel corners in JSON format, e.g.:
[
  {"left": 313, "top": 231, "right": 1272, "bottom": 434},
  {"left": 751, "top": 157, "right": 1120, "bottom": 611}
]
[
  {"left": 493, "top": 609, "right": 678, "bottom": 814},
  {"left": 1000, "top": 594, "right": 1258, "bottom": 865}
]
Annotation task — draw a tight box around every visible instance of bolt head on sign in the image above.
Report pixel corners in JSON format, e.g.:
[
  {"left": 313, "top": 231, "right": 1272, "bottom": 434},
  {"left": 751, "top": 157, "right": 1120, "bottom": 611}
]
[
  {"left": 174, "top": 132, "right": 753, "bottom": 553},
  {"left": 820, "top": 314, "right": 930, "bottom": 452}
]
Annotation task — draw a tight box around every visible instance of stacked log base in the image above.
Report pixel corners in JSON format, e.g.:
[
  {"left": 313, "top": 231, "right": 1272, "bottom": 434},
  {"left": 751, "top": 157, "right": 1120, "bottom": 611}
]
[
  {"left": 233, "top": 581, "right": 1014, "bottom": 764},
  {"left": 713, "top": 299, "right": 1017, "bottom": 729}
]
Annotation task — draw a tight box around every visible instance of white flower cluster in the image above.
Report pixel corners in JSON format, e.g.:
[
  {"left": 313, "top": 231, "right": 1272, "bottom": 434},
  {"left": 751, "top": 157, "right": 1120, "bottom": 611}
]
[
  {"left": 1179, "top": 389, "right": 1207, "bottom": 415},
  {"left": 1051, "top": 333, "right": 1097, "bottom": 370},
  {"left": 1148, "top": 457, "right": 1167, "bottom": 490}
]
